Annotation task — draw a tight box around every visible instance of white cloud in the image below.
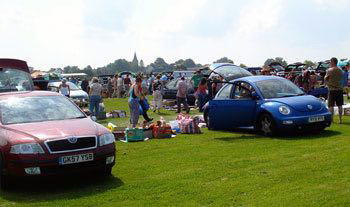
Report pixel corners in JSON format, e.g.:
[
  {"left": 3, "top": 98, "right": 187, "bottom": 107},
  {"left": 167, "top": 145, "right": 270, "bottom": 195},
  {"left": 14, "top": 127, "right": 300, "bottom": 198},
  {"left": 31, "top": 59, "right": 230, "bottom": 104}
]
[
  {"left": 0, "top": 0, "right": 349, "bottom": 70},
  {"left": 237, "top": 0, "right": 283, "bottom": 36},
  {"left": 0, "top": 0, "right": 86, "bottom": 69}
]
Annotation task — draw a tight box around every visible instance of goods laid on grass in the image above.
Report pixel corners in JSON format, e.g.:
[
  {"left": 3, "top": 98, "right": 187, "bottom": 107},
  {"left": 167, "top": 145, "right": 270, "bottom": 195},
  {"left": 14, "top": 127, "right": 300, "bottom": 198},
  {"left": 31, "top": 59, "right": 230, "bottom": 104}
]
[
  {"left": 174, "top": 113, "right": 202, "bottom": 134},
  {"left": 331, "top": 103, "right": 350, "bottom": 115},
  {"left": 163, "top": 100, "right": 176, "bottom": 107},
  {"left": 344, "top": 107, "right": 350, "bottom": 116},
  {"left": 107, "top": 110, "right": 127, "bottom": 118},
  {"left": 108, "top": 123, "right": 126, "bottom": 140}
]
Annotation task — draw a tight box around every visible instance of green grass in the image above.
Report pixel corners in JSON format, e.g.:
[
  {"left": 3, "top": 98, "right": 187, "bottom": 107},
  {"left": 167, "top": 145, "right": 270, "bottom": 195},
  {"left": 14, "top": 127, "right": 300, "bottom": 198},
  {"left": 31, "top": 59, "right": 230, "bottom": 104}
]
[{"left": 1, "top": 97, "right": 350, "bottom": 207}]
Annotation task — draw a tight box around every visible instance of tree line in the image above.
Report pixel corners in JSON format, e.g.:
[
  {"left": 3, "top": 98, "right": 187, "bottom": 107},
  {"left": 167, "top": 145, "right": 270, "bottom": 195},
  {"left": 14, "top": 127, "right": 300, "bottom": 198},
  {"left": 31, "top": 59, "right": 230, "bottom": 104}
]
[{"left": 49, "top": 56, "right": 318, "bottom": 78}]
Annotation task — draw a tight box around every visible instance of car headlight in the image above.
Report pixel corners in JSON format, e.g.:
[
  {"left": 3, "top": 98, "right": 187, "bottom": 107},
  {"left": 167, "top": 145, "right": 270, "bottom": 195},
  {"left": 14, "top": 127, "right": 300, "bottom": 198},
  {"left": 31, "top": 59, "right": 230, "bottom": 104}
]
[
  {"left": 279, "top": 105, "right": 291, "bottom": 115},
  {"left": 99, "top": 133, "right": 115, "bottom": 146},
  {"left": 10, "top": 143, "right": 45, "bottom": 154}
]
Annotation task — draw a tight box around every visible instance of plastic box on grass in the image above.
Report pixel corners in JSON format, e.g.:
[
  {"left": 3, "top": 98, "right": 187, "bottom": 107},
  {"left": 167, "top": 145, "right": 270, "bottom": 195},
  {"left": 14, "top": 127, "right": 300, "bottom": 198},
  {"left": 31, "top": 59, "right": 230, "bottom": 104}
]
[
  {"left": 152, "top": 126, "right": 172, "bottom": 139},
  {"left": 124, "top": 128, "right": 145, "bottom": 142}
]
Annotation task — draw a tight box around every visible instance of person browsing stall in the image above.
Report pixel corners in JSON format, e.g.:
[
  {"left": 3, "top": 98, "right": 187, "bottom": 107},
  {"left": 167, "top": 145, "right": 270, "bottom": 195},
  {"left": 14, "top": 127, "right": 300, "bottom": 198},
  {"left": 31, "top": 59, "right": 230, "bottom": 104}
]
[
  {"left": 58, "top": 79, "right": 70, "bottom": 97},
  {"left": 176, "top": 76, "right": 189, "bottom": 114},
  {"left": 152, "top": 75, "right": 163, "bottom": 114},
  {"left": 325, "top": 57, "right": 344, "bottom": 124},
  {"left": 197, "top": 78, "right": 208, "bottom": 112},
  {"left": 89, "top": 78, "right": 103, "bottom": 117},
  {"left": 129, "top": 77, "right": 142, "bottom": 128}
]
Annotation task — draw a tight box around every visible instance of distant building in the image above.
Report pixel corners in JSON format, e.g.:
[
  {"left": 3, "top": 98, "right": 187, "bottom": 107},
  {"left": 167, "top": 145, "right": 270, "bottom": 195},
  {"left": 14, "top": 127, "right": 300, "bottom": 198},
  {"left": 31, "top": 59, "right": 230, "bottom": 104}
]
[{"left": 131, "top": 52, "right": 139, "bottom": 68}]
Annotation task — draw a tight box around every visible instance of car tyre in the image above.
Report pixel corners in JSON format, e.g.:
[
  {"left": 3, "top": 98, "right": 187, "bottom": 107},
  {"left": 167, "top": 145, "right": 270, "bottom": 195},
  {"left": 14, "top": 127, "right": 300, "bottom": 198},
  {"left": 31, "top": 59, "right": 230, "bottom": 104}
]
[
  {"left": 0, "top": 154, "right": 8, "bottom": 191},
  {"left": 258, "top": 113, "right": 276, "bottom": 136},
  {"left": 98, "top": 166, "right": 112, "bottom": 177},
  {"left": 204, "top": 111, "right": 212, "bottom": 130}
]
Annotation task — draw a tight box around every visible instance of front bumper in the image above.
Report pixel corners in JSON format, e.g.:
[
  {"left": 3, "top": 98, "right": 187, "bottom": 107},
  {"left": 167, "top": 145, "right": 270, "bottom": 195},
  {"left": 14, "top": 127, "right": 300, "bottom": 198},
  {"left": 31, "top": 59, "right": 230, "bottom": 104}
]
[
  {"left": 4, "top": 145, "right": 115, "bottom": 177},
  {"left": 274, "top": 112, "right": 332, "bottom": 130}
]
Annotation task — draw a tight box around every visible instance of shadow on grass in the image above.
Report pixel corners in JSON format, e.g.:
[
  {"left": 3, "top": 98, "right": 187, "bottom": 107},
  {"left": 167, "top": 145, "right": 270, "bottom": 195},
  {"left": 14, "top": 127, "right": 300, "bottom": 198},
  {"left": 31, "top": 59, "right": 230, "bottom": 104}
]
[
  {"left": 215, "top": 129, "right": 341, "bottom": 142},
  {"left": 1, "top": 173, "right": 124, "bottom": 203}
]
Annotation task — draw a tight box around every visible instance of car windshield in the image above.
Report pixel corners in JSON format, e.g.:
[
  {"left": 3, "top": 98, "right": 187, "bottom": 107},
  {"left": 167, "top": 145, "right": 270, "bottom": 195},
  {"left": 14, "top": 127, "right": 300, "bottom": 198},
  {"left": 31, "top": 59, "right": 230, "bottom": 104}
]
[
  {"left": 0, "top": 68, "right": 34, "bottom": 92},
  {"left": 256, "top": 79, "right": 305, "bottom": 99},
  {"left": 0, "top": 96, "right": 85, "bottom": 125}
]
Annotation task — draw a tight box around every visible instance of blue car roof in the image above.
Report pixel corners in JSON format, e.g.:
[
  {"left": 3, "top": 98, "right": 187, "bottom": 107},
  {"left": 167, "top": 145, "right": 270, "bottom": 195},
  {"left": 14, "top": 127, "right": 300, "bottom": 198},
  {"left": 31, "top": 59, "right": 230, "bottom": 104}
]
[{"left": 232, "top": 75, "right": 286, "bottom": 83}]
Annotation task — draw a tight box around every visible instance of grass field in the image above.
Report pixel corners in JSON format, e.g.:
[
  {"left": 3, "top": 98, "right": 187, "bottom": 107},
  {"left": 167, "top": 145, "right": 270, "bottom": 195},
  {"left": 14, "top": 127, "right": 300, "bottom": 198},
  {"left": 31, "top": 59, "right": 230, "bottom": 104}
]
[{"left": 0, "top": 97, "right": 349, "bottom": 207}]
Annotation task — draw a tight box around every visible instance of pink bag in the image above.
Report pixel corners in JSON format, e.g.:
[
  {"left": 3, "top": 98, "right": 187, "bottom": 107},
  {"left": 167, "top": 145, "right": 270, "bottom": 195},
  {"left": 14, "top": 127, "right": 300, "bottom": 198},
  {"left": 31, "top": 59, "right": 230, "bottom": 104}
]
[{"left": 179, "top": 117, "right": 201, "bottom": 134}]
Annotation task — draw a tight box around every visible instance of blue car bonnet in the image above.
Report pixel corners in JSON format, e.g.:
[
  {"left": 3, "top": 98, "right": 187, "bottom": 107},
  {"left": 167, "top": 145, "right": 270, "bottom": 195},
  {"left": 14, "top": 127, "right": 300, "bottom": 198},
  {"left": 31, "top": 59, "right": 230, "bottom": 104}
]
[{"left": 268, "top": 95, "right": 322, "bottom": 112}]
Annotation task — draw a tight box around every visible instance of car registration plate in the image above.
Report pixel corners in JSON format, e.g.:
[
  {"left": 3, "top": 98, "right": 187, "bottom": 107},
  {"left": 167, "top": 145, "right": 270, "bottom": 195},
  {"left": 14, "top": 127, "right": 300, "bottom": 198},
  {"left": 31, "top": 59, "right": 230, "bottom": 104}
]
[
  {"left": 59, "top": 153, "right": 94, "bottom": 165},
  {"left": 308, "top": 116, "right": 325, "bottom": 123}
]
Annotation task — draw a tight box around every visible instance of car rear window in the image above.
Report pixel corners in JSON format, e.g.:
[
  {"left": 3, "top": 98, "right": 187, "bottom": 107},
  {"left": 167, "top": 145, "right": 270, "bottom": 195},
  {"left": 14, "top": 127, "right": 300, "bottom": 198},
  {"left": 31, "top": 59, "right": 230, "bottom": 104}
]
[{"left": 0, "top": 68, "right": 34, "bottom": 92}]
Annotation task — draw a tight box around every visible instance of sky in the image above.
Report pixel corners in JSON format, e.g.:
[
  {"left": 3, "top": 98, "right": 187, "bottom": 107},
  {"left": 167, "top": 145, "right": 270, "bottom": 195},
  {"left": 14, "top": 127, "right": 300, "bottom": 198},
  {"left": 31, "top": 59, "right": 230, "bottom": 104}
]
[{"left": 0, "top": 0, "right": 349, "bottom": 70}]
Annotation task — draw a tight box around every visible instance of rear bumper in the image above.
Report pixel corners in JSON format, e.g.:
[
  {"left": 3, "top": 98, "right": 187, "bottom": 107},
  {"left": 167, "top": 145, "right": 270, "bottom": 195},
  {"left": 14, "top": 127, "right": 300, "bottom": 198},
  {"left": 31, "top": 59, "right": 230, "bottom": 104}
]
[{"left": 4, "top": 146, "right": 115, "bottom": 177}]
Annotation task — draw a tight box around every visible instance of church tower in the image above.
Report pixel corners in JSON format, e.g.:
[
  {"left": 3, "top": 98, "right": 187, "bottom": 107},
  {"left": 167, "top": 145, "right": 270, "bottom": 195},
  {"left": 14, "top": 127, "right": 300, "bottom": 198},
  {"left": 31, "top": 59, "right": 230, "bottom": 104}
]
[{"left": 131, "top": 52, "right": 139, "bottom": 67}]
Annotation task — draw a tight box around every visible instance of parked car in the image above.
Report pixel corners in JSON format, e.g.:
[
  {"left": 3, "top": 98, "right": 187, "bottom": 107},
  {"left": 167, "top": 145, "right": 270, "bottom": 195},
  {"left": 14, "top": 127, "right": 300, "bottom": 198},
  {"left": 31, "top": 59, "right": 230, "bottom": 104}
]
[
  {"left": 284, "top": 62, "right": 306, "bottom": 76},
  {"left": 0, "top": 91, "right": 115, "bottom": 189},
  {"left": 208, "top": 63, "right": 253, "bottom": 81},
  {"left": 172, "top": 71, "right": 196, "bottom": 79},
  {"left": 163, "top": 64, "right": 253, "bottom": 105},
  {"left": 48, "top": 81, "right": 89, "bottom": 107},
  {"left": 246, "top": 67, "right": 262, "bottom": 75},
  {"left": 203, "top": 76, "right": 332, "bottom": 135},
  {"left": 162, "top": 78, "right": 196, "bottom": 105},
  {"left": 268, "top": 62, "right": 285, "bottom": 76},
  {"left": 0, "top": 58, "right": 34, "bottom": 92}
]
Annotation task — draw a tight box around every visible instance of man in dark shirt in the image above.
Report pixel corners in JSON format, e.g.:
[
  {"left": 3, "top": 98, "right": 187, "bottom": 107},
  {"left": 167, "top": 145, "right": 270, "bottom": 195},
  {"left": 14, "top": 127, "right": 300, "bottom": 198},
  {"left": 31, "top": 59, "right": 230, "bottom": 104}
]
[
  {"left": 81, "top": 78, "right": 89, "bottom": 93},
  {"left": 325, "top": 57, "right": 344, "bottom": 124}
]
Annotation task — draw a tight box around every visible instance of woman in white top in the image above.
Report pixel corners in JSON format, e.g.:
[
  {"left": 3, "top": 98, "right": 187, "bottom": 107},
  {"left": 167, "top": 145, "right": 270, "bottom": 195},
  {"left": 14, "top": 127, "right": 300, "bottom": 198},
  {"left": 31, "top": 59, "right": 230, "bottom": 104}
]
[
  {"left": 59, "top": 79, "right": 70, "bottom": 97},
  {"left": 89, "top": 78, "right": 103, "bottom": 117}
]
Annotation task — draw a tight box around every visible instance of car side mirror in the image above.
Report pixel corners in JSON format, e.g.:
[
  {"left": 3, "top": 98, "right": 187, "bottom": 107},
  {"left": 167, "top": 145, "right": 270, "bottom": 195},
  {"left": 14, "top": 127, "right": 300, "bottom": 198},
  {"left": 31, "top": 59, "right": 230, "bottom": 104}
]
[{"left": 251, "top": 92, "right": 260, "bottom": 100}]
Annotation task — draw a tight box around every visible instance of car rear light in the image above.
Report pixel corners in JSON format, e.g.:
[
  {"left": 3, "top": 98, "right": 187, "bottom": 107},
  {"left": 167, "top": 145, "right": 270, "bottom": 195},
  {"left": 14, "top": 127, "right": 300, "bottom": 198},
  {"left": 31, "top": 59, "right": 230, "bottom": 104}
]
[{"left": 25, "top": 167, "right": 41, "bottom": 175}]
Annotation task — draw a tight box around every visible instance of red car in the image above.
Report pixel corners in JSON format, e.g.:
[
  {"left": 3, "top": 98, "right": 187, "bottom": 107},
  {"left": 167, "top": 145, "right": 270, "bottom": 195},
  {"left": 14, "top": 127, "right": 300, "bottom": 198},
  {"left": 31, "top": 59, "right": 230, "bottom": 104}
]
[{"left": 0, "top": 91, "right": 116, "bottom": 189}]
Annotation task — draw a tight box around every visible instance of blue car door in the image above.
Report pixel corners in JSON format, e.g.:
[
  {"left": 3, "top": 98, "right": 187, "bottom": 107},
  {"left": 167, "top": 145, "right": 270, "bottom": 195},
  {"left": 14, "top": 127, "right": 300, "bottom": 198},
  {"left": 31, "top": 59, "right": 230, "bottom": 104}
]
[
  {"left": 230, "top": 82, "right": 257, "bottom": 127},
  {"left": 209, "top": 82, "right": 257, "bottom": 129},
  {"left": 208, "top": 84, "right": 235, "bottom": 130}
]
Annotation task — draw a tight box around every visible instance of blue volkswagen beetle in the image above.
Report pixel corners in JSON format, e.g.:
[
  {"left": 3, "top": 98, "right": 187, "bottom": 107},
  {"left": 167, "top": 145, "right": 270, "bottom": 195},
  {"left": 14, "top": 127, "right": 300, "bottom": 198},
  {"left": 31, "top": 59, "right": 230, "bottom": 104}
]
[{"left": 203, "top": 76, "right": 332, "bottom": 135}]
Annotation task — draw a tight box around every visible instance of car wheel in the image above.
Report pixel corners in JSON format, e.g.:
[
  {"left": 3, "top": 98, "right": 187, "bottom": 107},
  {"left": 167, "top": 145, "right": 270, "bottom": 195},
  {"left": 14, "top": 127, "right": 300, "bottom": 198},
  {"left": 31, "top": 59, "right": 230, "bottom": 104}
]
[
  {"left": 258, "top": 114, "right": 276, "bottom": 136},
  {"left": 98, "top": 166, "right": 112, "bottom": 177},
  {"left": 0, "top": 154, "right": 8, "bottom": 190}
]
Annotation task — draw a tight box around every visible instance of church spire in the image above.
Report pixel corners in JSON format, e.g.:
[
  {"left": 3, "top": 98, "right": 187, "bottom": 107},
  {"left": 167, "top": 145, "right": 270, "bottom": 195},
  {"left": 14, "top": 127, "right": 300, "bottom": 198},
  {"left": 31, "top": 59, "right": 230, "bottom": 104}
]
[{"left": 132, "top": 52, "right": 139, "bottom": 67}]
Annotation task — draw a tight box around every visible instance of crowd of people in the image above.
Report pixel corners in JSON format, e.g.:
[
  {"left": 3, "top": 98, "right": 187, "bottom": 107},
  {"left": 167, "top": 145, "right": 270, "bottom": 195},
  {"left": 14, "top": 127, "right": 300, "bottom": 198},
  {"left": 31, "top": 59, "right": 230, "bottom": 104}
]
[{"left": 56, "top": 57, "right": 349, "bottom": 126}]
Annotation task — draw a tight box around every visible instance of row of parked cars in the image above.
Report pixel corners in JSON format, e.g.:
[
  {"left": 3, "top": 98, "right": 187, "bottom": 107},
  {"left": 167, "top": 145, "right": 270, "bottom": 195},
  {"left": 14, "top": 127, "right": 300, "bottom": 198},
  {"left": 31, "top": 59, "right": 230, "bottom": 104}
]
[
  {"left": 0, "top": 59, "right": 116, "bottom": 189},
  {"left": 0, "top": 59, "right": 334, "bottom": 189}
]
